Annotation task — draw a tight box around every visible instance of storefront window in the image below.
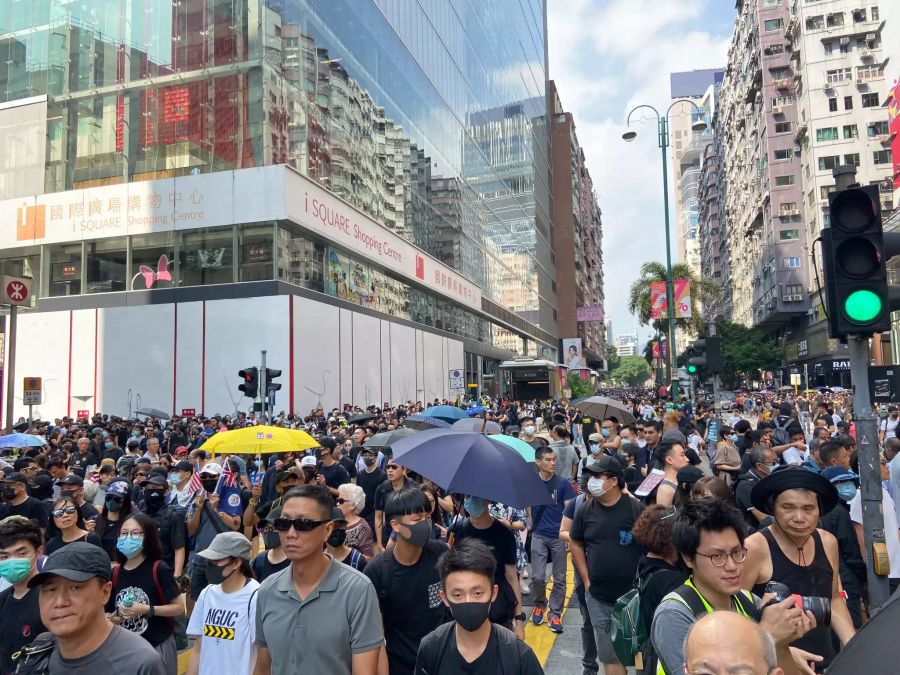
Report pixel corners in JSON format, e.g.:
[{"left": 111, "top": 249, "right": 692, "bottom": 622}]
[
  {"left": 277, "top": 225, "right": 325, "bottom": 292},
  {"left": 239, "top": 223, "right": 275, "bottom": 282},
  {"left": 85, "top": 237, "right": 127, "bottom": 293},
  {"left": 179, "top": 227, "right": 234, "bottom": 287},
  {"left": 130, "top": 233, "right": 174, "bottom": 291},
  {"left": 45, "top": 243, "right": 82, "bottom": 296}
]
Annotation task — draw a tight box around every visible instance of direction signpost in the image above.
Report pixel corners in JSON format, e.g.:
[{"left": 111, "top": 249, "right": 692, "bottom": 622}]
[{"left": 2, "top": 275, "right": 32, "bottom": 432}]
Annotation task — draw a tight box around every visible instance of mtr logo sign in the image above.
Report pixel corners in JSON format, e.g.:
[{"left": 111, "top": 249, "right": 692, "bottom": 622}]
[{"left": 17, "top": 204, "right": 46, "bottom": 241}]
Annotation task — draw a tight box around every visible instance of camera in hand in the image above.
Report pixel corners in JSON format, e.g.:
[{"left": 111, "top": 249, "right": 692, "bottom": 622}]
[{"left": 764, "top": 581, "right": 830, "bottom": 626}]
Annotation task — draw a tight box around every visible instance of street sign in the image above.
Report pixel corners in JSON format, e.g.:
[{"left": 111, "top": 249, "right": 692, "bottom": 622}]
[
  {"left": 869, "top": 366, "right": 900, "bottom": 402},
  {"left": 448, "top": 369, "right": 465, "bottom": 398},
  {"left": 181, "top": 408, "right": 196, "bottom": 417},
  {"left": 76, "top": 410, "right": 90, "bottom": 419},
  {"left": 1, "top": 276, "right": 30, "bottom": 306},
  {"left": 23, "top": 377, "right": 41, "bottom": 405},
  {"left": 790, "top": 373, "right": 801, "bottom": 385}
]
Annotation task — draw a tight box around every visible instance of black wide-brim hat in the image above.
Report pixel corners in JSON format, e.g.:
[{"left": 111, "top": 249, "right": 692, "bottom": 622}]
[{"left": 750, "top": 466, "right": 839, "bottom": 516}]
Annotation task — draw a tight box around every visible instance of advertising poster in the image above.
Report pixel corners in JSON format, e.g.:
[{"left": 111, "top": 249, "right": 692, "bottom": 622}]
[
  {"left": 674, "top": 279, "right": 692, "bottom": 318},
  {"left": 650, "top": 281, "right": 667, "bottom": 319},
  {"left": 562, "top": 338, "right": 586, "bottom": 369}
]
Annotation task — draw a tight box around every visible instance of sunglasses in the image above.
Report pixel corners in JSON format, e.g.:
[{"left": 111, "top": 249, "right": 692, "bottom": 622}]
[
  {"left": 106, "top": 495, "right": 124, "bottom": 504},
  {"left": 336, "top": 498, "right": 348, "bottom": 505},
  {"left": 272, "top": 517, "right": 329, "bottom": 532},
  {"left": 52, "top": 506, "right": 78, "bottom": 518}
]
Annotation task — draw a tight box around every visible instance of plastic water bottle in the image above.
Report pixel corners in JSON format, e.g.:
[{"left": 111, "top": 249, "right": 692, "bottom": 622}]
[{"left": 122, "top": 591, "right": 134, "bottom": 608}]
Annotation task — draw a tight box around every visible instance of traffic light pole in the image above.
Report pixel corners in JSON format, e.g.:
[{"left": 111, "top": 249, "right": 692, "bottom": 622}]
[
  {"left": 849, "top": 334, "right": 891, "bottom": 610},
  {"left": 260, "top": 350, "right": 267, "bottom": 425}
]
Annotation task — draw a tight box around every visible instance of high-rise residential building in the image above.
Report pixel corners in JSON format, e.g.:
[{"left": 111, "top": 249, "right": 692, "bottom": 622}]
[
  {"left": 0, "top": 1, "right": 553, "bottom": 418},
  {"left": 614, "top": 333, "right": 638, "bottom": 357},
  {"left": 549, "top": 81, "right": 606, "bottom": 366},
  {"left": 711, "top": 0, "right": 893, "bottom": 386}
]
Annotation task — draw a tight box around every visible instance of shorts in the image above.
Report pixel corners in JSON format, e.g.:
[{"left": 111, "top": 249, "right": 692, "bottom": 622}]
[{"left": 584, "top": 593, "right": 619, "bottom": 665}]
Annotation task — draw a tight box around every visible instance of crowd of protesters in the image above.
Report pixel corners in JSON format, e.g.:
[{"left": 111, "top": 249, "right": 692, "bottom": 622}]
[{"left": 0, "top": 388, "right": 894, "bottom": 674}]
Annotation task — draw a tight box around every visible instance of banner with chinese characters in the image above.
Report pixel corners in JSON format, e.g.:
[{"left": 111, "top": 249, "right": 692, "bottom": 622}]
[
  {"left": 674, "top": 279, "right": 692, "bottom": 319},
  {"left": 650, "top": 281, "right": 667, "bottom": 319}
]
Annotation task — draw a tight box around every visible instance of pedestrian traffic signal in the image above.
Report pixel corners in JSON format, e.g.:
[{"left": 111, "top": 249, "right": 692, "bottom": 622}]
[
  {"left": 238, "top": 367, "right": 258, "bottom": 398},
  {"left": 821, "top": 184, "right": 900, "bottom": 339},
  {"left": 264, "top": 368, "right": 282, "bottom": 393}
]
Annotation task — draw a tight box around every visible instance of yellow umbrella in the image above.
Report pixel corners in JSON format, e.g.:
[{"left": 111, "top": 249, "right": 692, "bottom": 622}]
[{"left": 201, "top": 425, "right": 319, "bottom": 455}]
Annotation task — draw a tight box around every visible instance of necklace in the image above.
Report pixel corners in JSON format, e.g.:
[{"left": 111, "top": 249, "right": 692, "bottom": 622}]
[{"left": 773, "top": 523, "right": 813, "bottom": 566}]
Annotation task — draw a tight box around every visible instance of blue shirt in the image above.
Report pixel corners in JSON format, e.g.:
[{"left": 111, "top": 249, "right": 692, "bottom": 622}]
[{"left": 532, "top": 476, "right": 575, "bottom": 539}]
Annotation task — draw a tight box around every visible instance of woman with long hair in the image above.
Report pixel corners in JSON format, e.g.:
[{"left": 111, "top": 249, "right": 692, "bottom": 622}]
[
  {"left": 93, "top": 478, "right": 134, "bottom": 558},
  {"left": 44, "top": 496, "right": 103, "bottom": 554},
  {"left": 107, "top": 511, "right": 183, "bottom": 673}
]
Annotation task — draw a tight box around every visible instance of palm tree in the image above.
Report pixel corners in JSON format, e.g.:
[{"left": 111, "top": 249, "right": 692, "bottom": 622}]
[{"left": 627, "top": 262, "right": 722, "bottom": 337}]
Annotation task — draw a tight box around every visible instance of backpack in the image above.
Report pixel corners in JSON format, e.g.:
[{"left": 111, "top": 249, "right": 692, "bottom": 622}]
[
  {"left": 772, "top": 416, "right": 792, "bottom": 446},
  {"left": 419, "top": 622, "right": 522, "bottom": 675},
  {"left": 11, "top": 631, "right": 55, "bottom": 675},
  {"left": 609, "top": 567, "right": 658, "bottom": 667}
]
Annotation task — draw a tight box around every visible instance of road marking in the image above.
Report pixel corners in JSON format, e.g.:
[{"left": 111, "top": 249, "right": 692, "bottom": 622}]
[{"left": 524, "top": 558, "right": 575, "bottom": 666}]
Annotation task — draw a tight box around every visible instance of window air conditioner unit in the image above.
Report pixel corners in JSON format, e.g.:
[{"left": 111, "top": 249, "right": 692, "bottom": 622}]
[
  {"left": 773, "top": 105, "right": 784, "bottom": 114},
  {"left": 824, "top": 81, "right": 834, "bottom": 89},
  {"left": 866, "top": 33, "right": 876, "bottom": 42},
  {"left": 840, "top": 37, "right": 850, "bottom": 45},
  {"left": 856, "top": 77, "right": 866, "bottom": 84},
  {"left": 860, "top": 50, "right": 872, "bottom": 59}
]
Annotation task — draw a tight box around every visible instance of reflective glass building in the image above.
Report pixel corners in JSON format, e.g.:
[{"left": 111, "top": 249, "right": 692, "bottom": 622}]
[{"left": 0, "top": 0, "right": 554, "bottom": 417}]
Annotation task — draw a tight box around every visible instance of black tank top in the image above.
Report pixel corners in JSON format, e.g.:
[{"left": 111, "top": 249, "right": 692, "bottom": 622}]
[{"left": 752, "top": 528, "right": 835, "bottom": 670}]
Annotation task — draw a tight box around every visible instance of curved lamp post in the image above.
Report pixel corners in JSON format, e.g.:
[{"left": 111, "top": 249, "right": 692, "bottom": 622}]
[{"left": 623, "top": 101, "right": 707, "bottom": 398}]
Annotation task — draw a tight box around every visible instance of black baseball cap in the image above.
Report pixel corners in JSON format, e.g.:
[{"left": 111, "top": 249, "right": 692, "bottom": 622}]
[
  {"left": 1, "top": 472, "right": 29, "bottom": 485},
  {"left": 174, "top": 460, "right": 194, "bottom": 473},
  {"left": 127, "top": 439, "right": 141, "bottom": 449},
  {"left": 583, "top": 455, "right": 624, "bottom": 478},
  {"left": 58, "top": 474, "right": 84, "bottom": 487},
  {"left": 29, "top": 542, "right": 112, "bottom": 588},
  {"left": 140, "top": 474, "right": 167, "bottom": 488}
]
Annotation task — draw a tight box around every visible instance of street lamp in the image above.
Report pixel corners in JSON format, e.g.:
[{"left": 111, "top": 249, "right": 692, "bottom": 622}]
[{"left": 622, "top": 100, "right": 707, "bottom": 399}]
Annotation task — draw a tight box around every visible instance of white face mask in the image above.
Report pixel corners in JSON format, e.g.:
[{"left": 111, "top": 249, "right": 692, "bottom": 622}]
[
  {"left": 587, "top": 476, "right": 608, "bottom": 497},
  {"left": 522, "top": 425, "right": 536, "bottom": 436}
]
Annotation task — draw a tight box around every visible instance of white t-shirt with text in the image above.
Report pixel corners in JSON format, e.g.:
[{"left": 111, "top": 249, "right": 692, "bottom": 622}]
[{"left": 187, "top": 579, "right": 260, "bottom": 674}]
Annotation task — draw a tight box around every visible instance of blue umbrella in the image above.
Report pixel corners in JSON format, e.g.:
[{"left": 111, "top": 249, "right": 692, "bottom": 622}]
[
  {"left": 0, "top": 433, "right": 46, "bottom": 448},
  {"left": 389, "top": 428, "right": 553, "bottom": 508},
  {"left": 422, "top": 405, "right": 469, "bottom": 423},
  {"left": 403, "top": 415, "right": 452, "bottom": 431},
  {"left": 466, "top": 405, "right": 485, "bottom": 417}
]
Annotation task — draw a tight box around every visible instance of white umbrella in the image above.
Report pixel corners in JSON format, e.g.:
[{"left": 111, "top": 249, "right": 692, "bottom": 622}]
[{"left": 574, "top": 396, "right": 636, "bottom": 424}]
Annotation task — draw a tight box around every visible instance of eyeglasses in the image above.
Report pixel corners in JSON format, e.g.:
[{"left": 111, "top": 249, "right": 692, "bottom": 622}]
[
  {"left": 106, "top": 496, "right": 124, "bottom": 504},
  {"left": 52, "top": 506, "right": 78, "bottom": 518},
  {"left": 120, "top": 530, "right": 144, "bottom": 539},
  {"left": 272, "top": 517, "right": 329, "bottom": 532},
  {"left": 695, "top": 547, "right": 748, "bottom": 567}
]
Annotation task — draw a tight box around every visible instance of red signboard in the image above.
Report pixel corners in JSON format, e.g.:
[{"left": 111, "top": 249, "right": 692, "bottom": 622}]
[
  {"left": 181, "top": 408, "right": 196, "bottom": 417},
  {"left": 76, "top": 410, "right": 90, "bottom": 419}
]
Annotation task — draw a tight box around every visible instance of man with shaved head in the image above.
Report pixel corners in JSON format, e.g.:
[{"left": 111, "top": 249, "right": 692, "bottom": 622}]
[{"left": 683, "top": 611, "right": 783, "bottom": 675}]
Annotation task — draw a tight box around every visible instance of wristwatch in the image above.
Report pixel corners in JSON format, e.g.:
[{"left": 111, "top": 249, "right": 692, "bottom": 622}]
[
  {"left": 514, "top": 612, "right": 527, "bottom": 622},
  {"left": 146, "top": 605, "right": 156, "bottom": 618}
]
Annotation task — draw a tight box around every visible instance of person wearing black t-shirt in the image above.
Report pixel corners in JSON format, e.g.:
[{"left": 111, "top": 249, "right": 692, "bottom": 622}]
[
  {"left": 0, "top": 473, "right": 48, "bottom": 531},
  {"left": 106, "top": 512, "right": 184, "bottom": 673},
  {"left": 252, "top": 507, "right": 290, "bottom": 582},
  {"left": 314, "top": 438, "right": 350, "bottom": 498},
  {"left": 373, "top": 463, "right": 416, "bottom": 552},
  {"left": 0, "top": 517, "right": 46, "bottom": 675},
  {"left": 365, "top": 488, "right": 449, "bottom": 675},
  {"left": 69, "top": 437, "right": 99, "bottom": 473},
  {"left": 414, "top": 539, "right": 543, "bottom": 675},
  {"left": 140, "top": 475, "right": 187, "bottom": 577},
  {"left": 356, "top": 448, "right": 386, "bottom": 535}
]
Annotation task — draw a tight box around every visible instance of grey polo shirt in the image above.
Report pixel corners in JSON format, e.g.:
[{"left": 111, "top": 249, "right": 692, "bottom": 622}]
[{"left": 255, "top": 555, "right": 383, "bottom": 675}]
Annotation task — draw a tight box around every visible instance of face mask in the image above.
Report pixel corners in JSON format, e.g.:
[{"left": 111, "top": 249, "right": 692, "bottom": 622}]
[
  {"left": 201, "top": 479, "right": 218, "bottom": 493},
  {"left": 263, "top": 532, "right": 281, "bottom": 550},
  {"left": 397, "top": 518, "right": 432, "bottom": 547},
  {"left": 131, "top": 431, "right": 139, "bottom": 437},
  {"left": 587, "top": 476, "right": 608, "bottom": 497},
  {"left": 522, "top": 425, "right": 535, "bottom": 436},
  {"left": 105, "top": 441, "right": 113, "bottom": 449},
  {"left": 768, "top": 462, "right": 780, "bottom": 473},
  {"left": 116, "top": 535, "right": 144, "bottom": 559},
  {"left": 105, "top": 497, "right": 123, "bottom": 512},
  {"left": 448, "top": 599, "right": 491, "bottom": 632},
  {"left": 601, "top": 428, "right": 610, "bottom": 438},
  {"left": 327, "top": 528, "right": 347, "bottom": 547},
  {"left": 205, "top": 559, "right": 235, "bottom": 585},
  {"left": 836, "top": 482, "right": 857, "bottom": 502},
  {"left": 0, "top": 555, "right": 34, "bottom": 584},
  {"left": 60, "top": 489, "right": 77, "bottom": 500},
  {"left": 1, "top": 487, "right": 18, "bottom": 501},
  {"left": 168, "top": 472, "right": 181, "bottom": 485},
  {"left": 362, "top": 456, "right": 376, "bottom": 467},
  {"left": 729, "top": 434, "right": 738, "bottom": 443},
  {"left": 143, "top": 489, "right": 166, "bottom": 510},
  {"left": 589, "top": 443, "right": 601, "bottom": 454},
  {"left": 464, "top": 496, "right": 486, "bottom": 519}
]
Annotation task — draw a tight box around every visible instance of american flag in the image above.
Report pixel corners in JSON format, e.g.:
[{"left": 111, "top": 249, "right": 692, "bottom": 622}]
[{"left": 188, "top": 468, "right": 203, "bottom": 494}]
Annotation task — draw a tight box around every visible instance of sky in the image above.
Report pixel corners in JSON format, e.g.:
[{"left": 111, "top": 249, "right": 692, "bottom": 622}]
[{"left": 547, "top": 0, "right": 736, "bottom": 351}]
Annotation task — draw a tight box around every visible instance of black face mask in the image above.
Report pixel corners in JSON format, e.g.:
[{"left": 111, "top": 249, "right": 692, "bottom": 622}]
[
  {"left": 362, "top": 456, "right": 376, "bottom": 467},
  {"left": 1, "top": 487, "right": 18, "bottom": 501},
  {"left": 205, "top": 559, "right": 236, "bottom": 585},
  {"left": 143, "top": 489, "right": 166, "bottom": 511},
  {"left": 327, "top": 528, "right": 347, "bottom": 548},
  {"left": 448, "top": 600, "right": 491, "bottom": 632},
  {"left": 263, "top": 532, "right": 281, "bottom": 550},
  {"left": 201, "top": 479, "right": 218, "bottom": 493}
]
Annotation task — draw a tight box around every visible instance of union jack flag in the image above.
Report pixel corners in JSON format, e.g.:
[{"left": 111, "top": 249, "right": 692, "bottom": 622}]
[{"left": 222, "top": 464, "right": 239, "bottom": 488}]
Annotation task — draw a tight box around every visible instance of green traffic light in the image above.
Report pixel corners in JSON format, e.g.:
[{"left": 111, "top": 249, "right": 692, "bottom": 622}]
[
  {"left": 844, "top": 288, "right": 883, "bottom": 323},
  {"left": 687, "top": 364, "right": 697, "bottom": 374}
]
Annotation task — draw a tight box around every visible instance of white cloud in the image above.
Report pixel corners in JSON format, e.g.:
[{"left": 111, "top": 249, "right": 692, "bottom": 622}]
[{"left": 548, "top": 0, "right": 731, "bottom": 347}]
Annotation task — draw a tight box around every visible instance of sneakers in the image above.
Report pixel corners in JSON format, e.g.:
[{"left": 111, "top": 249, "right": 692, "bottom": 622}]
[
  {"left": 548, "top": 615, "right": 563, "bottom": 633},
  {"left": 531, "top": 607, "right": 545, "bottom": 625}
]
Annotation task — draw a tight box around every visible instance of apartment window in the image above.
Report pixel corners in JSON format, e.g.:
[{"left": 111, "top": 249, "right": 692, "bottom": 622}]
[
  {"left": 807, "top": 189, "right": 816, "bottom": 208},
  {"left": 784, "top": 257, "right": 802, "bottom": 268},
  {"left": 842, "top": 124, "right": 858, "bottom": 139},
  {"left": 774, "top": 148, "right": 793, "bottom": 160},
  {"left": 861, "top": 92, "right": 880, "bottom": 107},
  {"left": 770, "top": 67, "right": 790, "bottom": 81},
  {"left": 843, "top": 153, "right": 860, "bottom": 167},
  {"left": 775, "top": 175, "right": 796, "bottom": 186},
  {"left": 764, "top": 0, "right": 780, "bottom": 5},
  {"left": 872, "top": 6, "right": 879, "bottom": 21},
  {"left": 772, "top": 95, "right": 796, "bottom": 108},
  {"left": 823, "top": 213, "right": 831, "bottom": 227},
  {"left": 844, "top": 96, "right": 853, "bottom": 110},
  {"left": 816, "top": 127, "right": 839, "bottom": 142},
  {"left": 818, "top": 155, "right": 840, "bottom": 171},
  {"left": 826, "top": 12, "right": 844, "bottom": 27},
  {"left": 873, "top": 150, "right": 891, "bottom": 165},
  {"left": 806, "top": 15, "right": 824, "bottom": 29},
  {"left": 765, "top": 18, "right": 784, "bottom": 31},
  {"left": 853, "top": 8, "right": 867, "bottom": 22},
  {"left": 868, "top": 121, "right": 889, "bottom": 136},
  {"left": 785, "top": 284, "right": 803, "bottom": 295},
  {"left": 805, "top": 164, "right": 812, "bottom": 179},
  {"left": 781, "top": 202, "right": 799, "bottom": 215},
  {"left": 820, "top": 185, "right": 836, "bottom": 199},
  {"left": 858, "top": 65, "right": 884, "bottom": 82},
  {"left": 775, "top": 121, "right": 792, "bottom": 134},
  {"left": 828, "top": 98, "right": 838, "bottom": 112},
  {"left": 764, "top": 43, "right": 785, "bottom": 56},
  {"left": 826, "top": 68, "right": 852, "bottom": 84},
  {"left": 780, "top": 229, "right": 800, "bottom": 240}
]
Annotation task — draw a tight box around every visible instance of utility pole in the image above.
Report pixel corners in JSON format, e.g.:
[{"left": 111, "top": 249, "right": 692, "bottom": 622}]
[
  {"left": 4, "top": 305, "right": 16, "bottom": 432},
  {"left": 260, "top": 350, "right": 267, "bottom": 425}
]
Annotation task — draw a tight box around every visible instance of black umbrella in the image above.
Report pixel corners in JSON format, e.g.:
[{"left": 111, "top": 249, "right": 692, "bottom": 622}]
[
  {"left": 364, "top": 428, "right": 417, "bottom": 448},
  {"left": 136, "top": 407, "right": 171, "bottom": 420},
  {"left": 348, "top": 412, "right": 377, "bottom": 424},
  {"left": 827, "top": 587, "right": 900, "bottom": 674},
  {"left": 403, "top": 415, "right": 452, "bottom": 431}
]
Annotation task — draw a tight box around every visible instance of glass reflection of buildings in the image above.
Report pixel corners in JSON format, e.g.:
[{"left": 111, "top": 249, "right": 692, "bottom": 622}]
[{"left": 0, "top": 0, "right": 554, "bottom": 359}]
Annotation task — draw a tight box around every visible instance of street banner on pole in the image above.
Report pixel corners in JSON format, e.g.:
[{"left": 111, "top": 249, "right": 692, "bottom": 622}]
[
  {"left": 650, "top": 281, "right": 667, "bottom": 319},
  {"left": 674, "top": 279, "right": 692, "bottom": 318}
]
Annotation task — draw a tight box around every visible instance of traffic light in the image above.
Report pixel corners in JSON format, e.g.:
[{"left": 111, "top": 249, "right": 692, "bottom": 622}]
[
  {"left": 685, "top": 336, "right": 723, "bottom": 377},
  {"left": 685, "top": 339, "right": 706, "bottom": 376},
  {"left": 264, "top": 368, "right": 282, "bottom": 394},
  {"left": 238, "top": 367, "right": 258, "bottom": 398},
  {"left": 821, "top": 184, "right": 900, "bottom": 339}
]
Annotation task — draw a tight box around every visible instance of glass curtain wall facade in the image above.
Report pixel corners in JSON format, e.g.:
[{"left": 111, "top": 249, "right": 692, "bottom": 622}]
[{"left": 0, "top": 0, "right": 554, "bottom": 352}]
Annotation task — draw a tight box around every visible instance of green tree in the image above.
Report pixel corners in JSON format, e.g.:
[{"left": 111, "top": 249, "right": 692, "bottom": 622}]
[
  {"left": 567, "top": 372, "right": 595, "bottom": 399},
  {"left": 605, "top": 344, "right": 621, "bottom": 373},
  {"left": 627, "top": 262, "right": 722, "bottom": 337},
  {"left": 612, "top": 355, "right": 652, "bottom": 387},
  {"left": 715, "top": 320, "right": 780, "bottom": 388}
]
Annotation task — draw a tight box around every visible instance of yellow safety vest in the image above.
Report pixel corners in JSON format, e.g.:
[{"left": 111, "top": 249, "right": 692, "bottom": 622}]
[{"left": 656, "top": 578, "right": 757, "bottom": 675}]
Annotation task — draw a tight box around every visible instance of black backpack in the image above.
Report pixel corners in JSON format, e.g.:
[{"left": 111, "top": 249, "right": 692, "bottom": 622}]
[{"left": 12, "top": 632, "right": 55, "bottom": 675}]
